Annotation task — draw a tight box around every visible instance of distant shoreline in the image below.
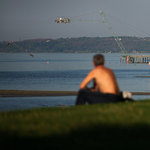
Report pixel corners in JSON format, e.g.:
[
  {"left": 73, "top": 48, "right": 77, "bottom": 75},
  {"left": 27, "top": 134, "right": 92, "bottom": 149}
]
[{"left": 0, "top": 90, "right": 150, "bottom": 97}]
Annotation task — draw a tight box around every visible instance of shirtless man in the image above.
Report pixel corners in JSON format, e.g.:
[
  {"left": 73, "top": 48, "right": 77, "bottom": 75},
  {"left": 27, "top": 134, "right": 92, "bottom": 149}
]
[{"left": 76, "top": 54, "right": 132, "bottom": 105}]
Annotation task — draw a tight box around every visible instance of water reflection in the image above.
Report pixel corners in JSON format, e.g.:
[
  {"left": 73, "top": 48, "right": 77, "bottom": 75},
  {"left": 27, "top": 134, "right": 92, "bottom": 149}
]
[{"left": 0, "top": 96, "right": 76, "bottom": 112}]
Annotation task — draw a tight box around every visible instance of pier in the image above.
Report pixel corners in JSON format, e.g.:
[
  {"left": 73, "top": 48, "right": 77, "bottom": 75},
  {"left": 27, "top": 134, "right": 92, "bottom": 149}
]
[{"left": 120, "top": 55, "right": 150, "bottom": 63}]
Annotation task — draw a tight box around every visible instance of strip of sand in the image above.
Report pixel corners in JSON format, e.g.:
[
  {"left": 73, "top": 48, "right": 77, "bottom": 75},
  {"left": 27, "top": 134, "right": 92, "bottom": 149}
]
[
  {"left": 0, "top": 90, "right": 78, "bottom": 97},
  {"left": 135, "top": 76, "right": 150, "bottom": 78},
  {"left": 0, "top": 90, "right": 150, "bottom": 97}
]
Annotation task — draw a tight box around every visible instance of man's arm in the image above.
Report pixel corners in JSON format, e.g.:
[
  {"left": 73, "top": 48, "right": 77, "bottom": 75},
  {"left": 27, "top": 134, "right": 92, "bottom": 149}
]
[
  {"left": 80, "top": 70, "right": 95, "bottom": 89},
  {"left": 90, "top": 79, "right": 99, "bottom": 91}
]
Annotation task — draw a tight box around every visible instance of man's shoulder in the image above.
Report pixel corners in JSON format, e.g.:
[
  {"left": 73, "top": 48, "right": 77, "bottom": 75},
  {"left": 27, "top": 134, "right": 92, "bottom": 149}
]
[
  {"left": 103, "top": 66, "right": 113, "bottom": 71},
  {"left": 92, "top": 66, "right": 113, "bottom": 74},
  {"left": 95, "top": 65, "right": 112, "bottom": 71}
]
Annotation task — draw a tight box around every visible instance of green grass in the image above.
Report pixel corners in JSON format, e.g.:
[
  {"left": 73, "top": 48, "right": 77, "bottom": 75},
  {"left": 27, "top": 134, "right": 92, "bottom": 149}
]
[{"left": 1, "top": 100, "right": 150, "bottom": 150}]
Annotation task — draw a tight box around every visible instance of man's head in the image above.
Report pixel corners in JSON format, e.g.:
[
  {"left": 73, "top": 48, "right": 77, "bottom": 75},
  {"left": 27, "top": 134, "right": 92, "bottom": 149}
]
[{"left": 93, "top": 54, "right": 104, "bottom": 66}]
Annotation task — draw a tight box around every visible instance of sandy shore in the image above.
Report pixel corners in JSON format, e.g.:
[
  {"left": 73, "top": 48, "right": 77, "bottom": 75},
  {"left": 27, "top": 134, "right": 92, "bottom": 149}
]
[{"left": 1, "top": 90, "right": 150, "bottom": 97}]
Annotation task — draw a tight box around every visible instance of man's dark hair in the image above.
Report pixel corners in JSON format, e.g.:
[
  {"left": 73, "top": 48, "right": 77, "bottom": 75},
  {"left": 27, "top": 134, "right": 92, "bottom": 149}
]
[{"left": 93, "top": 54, "right": 104, "bottom": 66}]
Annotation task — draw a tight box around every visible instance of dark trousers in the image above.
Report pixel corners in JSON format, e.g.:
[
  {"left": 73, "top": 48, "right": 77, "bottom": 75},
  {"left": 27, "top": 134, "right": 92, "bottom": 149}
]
[{"left": 75, "top": 89, "right": 124, "bottom": 105}]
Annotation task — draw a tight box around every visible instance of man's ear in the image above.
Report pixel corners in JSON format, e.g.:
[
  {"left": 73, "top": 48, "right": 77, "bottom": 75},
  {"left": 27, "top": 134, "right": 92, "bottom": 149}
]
[{"left": 92, "top": 62, "right": 95, "bottom": 67}]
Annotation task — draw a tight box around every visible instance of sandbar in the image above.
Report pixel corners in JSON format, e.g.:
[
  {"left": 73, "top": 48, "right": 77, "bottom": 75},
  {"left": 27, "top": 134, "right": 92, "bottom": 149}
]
[
  {"left": 0, "top": 90, "right": 150, "bottom": 97},
  {"left": 0, "top": 90, "right": 78, "bottom": 97},
  {"left": 135, "top": 76, "right": 150, "bottom": 78}
]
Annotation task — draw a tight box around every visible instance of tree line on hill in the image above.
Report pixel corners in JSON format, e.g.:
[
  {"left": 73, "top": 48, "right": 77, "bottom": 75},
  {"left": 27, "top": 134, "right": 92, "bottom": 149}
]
[{"left": 0, "top": 36, "right": 150, "bottom": 53}]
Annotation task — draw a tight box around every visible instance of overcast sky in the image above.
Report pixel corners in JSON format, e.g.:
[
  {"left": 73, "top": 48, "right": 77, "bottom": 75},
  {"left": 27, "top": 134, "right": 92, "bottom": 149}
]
[{"left": 1, "top": 0, "right": 150, "bottom": 41}]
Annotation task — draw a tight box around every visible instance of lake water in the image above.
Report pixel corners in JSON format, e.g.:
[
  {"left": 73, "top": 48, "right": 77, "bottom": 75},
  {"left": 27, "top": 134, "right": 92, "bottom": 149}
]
[{"left": 1, "top": 53, "right": 150, "bottom": 111}]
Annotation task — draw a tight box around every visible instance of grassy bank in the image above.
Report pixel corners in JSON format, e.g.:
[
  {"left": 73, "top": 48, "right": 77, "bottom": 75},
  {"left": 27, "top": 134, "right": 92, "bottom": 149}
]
[{"left": 1, "top": 100, "right": 150, "bottom": 150}]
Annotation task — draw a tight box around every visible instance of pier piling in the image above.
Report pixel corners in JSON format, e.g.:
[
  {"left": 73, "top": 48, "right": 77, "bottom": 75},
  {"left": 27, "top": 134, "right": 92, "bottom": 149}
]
[{"left": 120, "top": 55, "right": 150, "bottom": 64}]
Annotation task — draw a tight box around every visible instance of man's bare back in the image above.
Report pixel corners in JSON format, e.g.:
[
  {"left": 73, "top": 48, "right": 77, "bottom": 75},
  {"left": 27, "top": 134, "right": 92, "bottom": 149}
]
[
  {"left": 80, "top": 55, "right": 120, "bottom": 95},
  {"left": 80, "top": 63, "right": 120, "bottom": 95}
]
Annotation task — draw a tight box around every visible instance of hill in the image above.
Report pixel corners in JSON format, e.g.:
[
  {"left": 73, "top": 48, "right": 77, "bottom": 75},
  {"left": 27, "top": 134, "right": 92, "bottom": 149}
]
[{"left": 1, "top": 36, "right": 150, "bottom": 53}]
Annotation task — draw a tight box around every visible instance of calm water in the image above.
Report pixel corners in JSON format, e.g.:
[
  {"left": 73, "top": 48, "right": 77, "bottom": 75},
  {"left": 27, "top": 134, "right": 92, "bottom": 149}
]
[{"left": 1, "top": 53, "right": 150, "bottom": 111}]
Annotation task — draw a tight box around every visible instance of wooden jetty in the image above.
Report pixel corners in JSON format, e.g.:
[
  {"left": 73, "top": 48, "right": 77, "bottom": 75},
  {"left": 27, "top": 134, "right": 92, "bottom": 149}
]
[{"left": 120, "top": 55, "right": 150, "bottom": 63}]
